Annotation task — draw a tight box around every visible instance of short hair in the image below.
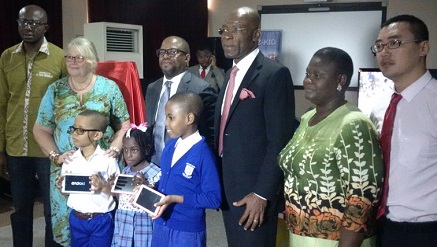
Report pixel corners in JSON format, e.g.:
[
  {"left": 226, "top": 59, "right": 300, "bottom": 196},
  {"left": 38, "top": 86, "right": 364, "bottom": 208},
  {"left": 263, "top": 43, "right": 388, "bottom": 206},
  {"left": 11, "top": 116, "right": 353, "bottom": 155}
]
[
  {"left": 78, "top": 110, "right": 108, "bottom": 132},
  {"left": 168, "top": 91, "right": 204, "bottom": 123},
  {"left": 124, "top": 125, "right": 155, "bottom": 163},
  {"left": 20, "top": 5, "right": 48, "bottom": 23},
  {"left": 382, "top": 15, "right": 429, "bottom": 42},
  {"left": 313, "top": 47, "right": 354, "bottom": 88},
  {"left": 196, "top": 44, "right": 212, "bottom": 54},
  {"left": 68, "top": 37, "right": 99, "bottom": 72},
  {"left": 163, "top": 36, "right": 190, "bottom": 54}
]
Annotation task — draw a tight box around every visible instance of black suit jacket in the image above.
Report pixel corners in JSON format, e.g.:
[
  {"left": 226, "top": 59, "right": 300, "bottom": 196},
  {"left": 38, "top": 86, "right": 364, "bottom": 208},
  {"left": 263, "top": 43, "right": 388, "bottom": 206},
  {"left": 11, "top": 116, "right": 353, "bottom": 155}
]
[
  {"left": 146, "top": 71, "right": 217, "bottom": 148},
  {"left": 214, "top": 52, "right": 295, "bottom": 216}
]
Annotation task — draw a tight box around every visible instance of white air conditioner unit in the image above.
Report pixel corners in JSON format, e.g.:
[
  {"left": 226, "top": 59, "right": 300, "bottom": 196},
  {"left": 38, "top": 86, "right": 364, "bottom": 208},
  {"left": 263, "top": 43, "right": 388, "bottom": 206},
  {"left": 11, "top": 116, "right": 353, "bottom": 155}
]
[{"left": 84, "top": 22, "right": 144, "bottom": 78}]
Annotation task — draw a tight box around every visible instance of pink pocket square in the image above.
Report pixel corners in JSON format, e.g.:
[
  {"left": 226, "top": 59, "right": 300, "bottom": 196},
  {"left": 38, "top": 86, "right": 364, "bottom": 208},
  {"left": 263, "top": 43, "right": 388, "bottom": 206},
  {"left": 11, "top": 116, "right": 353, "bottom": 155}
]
[{"left": 239, "top": 88, "right": 256, "bottom": 100}]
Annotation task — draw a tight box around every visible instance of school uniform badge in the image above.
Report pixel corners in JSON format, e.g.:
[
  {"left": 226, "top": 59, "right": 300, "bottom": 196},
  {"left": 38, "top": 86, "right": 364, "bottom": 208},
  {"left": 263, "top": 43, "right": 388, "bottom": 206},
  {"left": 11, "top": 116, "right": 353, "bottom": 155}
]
[{"left": 183, "top": 163, "right": 195, "bottom": 179}]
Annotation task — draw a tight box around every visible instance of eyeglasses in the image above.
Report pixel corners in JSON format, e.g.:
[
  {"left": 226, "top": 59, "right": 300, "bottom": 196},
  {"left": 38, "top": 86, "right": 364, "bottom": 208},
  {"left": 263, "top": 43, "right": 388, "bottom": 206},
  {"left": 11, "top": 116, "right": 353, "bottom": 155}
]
[
  {"left": 17, "top": 19, "right": 47, "bottom": 29},
  {"left": 156, "top": 48, "right": 188, "bottom": 57},
  {"left": 218, "top": 27, "right": 247, "bottom": 35},
  {"left": 64, "top": 55, "right": 85, "bottom": 63},
  {"left": 371, "top": 39, "right": 419, "bottom": 55},
  {"left": 67, "top": 126, "right": 101, "bottom": 135}
]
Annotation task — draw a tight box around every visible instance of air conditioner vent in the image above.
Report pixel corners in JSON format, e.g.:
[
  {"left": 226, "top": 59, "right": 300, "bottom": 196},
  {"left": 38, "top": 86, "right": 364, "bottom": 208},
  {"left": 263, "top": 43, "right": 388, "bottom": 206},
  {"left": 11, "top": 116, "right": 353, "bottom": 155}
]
[
  {"left": 106, "top": 28, "right": 137, "bottom": 52},
  {"left": 84, "top": 22, "right": 144, "bottom": 78}
]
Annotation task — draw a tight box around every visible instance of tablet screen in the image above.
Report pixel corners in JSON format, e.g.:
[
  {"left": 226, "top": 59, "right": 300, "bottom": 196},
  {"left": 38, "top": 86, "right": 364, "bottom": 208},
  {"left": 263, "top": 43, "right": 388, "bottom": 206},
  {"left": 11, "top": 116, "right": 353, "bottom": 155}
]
[
  {"left": 132, "top": 184, "right": 165, "bottom": 215},
  {"left": 111, "top": 174, "right": 135, "bottom": 194},
  {"left": 62, "top": 174, "right": 93, "bottom": 194}
]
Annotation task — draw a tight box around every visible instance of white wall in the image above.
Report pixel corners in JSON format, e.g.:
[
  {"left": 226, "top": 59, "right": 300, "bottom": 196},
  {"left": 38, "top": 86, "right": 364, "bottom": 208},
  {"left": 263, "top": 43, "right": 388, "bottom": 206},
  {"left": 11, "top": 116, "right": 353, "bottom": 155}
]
[{"left": 63, "top": 0, "right": 437, "bottom": 117}]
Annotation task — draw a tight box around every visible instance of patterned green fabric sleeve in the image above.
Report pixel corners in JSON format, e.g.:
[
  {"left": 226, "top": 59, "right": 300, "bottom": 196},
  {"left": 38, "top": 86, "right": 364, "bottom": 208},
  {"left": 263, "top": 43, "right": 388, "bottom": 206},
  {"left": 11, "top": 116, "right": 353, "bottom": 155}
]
[{"left": 335, "top": 117, "right": 384, "bottom": 233}]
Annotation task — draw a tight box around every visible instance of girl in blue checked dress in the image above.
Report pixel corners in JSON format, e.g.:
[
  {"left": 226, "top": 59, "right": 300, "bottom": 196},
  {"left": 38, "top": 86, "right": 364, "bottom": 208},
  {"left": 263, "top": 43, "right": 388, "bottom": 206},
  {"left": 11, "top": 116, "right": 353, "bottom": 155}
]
[{"left": 111, "top": 123, "right": 161, "bottom": 247}]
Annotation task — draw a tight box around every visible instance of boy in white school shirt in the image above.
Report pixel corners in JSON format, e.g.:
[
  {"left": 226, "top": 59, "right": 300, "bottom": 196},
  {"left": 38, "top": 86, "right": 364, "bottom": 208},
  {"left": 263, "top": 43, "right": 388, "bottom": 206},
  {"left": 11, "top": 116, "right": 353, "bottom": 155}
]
[{"left": 58, "top": 109, "right": 120, "bottom": 247}]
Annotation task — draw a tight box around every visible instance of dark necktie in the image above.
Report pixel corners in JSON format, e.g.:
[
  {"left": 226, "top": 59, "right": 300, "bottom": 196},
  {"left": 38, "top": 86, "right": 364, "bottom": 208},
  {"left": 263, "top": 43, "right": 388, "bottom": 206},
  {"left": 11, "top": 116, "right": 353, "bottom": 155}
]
[
  {"left": 152, "top": 80, "right": 172, "bottom": 165},
  {"left": 377, "top": 93, "right": 402, "bottom": 218},
  {"left": 201, "top": 68, "right": 206, "bottom": 79},
  {"left": 218, "top": 66, "right": 239, "bottom": 156}
]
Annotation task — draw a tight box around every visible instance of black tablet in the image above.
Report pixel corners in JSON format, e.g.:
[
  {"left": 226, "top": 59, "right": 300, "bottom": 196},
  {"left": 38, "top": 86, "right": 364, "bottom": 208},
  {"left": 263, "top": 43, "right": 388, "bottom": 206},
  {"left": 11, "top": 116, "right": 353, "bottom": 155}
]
[
  {"left": 111, "top": 174, "right": 135, "bottom": 194},
  {"left": 132, "top": 184, "right": 165, "bottom": 215},
  {"left": 62, "top": 174, "right": 93, "bottom": 194}
]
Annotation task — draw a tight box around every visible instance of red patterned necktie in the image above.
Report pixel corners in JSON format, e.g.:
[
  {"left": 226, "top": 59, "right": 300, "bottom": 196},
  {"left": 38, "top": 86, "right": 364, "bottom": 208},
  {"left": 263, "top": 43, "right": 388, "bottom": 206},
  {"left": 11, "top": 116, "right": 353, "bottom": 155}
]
[
  {"left": 377, "top": 93, "right": 402, "bottom": 219},
  {"left": 201, "top": 68, "right": 206, "bottom": 78},
  {"left": 218, "top": 66, "right": 239, "bottom": 155}
]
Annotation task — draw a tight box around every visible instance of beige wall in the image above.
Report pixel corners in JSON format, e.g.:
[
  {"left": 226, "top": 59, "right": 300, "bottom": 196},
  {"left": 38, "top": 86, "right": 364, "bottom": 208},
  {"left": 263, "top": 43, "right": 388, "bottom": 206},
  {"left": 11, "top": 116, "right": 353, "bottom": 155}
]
[
  {"left": 63, "top": 0, "right": 437, "bottom": 117},
  {"left": 62, "top": 0, "right": 87, "bottom": 49}
]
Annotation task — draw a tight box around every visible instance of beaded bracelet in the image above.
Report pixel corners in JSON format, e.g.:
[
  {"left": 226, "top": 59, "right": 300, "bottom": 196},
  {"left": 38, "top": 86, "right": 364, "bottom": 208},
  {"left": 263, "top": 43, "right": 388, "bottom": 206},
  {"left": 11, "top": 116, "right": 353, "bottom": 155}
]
[
  {"left": 49, "top": 150, "right": 61, "bottom": 166},
  {"left": 110, "top": 146, "right": 120, "bottom": 154},
  {"left": 49, "top": 150, "right": 59, "bottom": 161}
]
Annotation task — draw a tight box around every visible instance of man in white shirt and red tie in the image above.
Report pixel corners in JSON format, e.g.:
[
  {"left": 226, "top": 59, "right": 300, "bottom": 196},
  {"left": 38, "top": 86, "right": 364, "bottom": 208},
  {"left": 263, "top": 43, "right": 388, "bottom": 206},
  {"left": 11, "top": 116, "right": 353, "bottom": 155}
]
[
  {"left": 372, "top": 14, "right": 437, "bottom": 247},
  {"left": 188, "top": 46, "right": 225, "bottom": 92}
]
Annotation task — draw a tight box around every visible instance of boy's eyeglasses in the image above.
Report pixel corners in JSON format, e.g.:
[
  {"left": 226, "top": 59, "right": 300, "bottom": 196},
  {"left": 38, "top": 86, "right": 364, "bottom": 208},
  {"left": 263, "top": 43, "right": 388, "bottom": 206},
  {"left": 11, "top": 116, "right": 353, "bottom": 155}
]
[{"left": 67, "top": 126, "right": 101, "bottom": 135}]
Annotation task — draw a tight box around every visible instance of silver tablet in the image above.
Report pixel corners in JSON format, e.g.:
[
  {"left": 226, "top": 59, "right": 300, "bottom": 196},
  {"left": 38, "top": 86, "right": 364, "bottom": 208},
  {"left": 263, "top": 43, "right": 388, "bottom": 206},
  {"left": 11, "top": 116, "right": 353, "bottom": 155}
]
[
  {"left": 111, "top": 174, "right": 135, "bottom": 194},
  {"left": 132, "top": 184, "right": 165, "bottom": 215}
]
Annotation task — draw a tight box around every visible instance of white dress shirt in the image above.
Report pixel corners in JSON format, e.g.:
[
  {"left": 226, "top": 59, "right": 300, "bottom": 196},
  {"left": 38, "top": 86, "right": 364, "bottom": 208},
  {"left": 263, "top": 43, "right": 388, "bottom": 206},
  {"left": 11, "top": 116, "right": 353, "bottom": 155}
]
[
  {"left": 387, "top": 71, "right": 437, "bottom": 222},
  {"left": 155, "top": 71, "right": 187, "bottom": 121},
  {"left": 221, "top": 48, "right": 259, "bottom": 114}
]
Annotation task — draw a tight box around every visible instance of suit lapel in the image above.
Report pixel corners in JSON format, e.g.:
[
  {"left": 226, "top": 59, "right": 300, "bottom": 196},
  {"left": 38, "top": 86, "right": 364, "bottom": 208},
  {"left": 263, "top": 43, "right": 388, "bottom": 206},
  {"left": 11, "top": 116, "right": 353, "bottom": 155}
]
[
  {"left": 149, "top": 79, "right": 164, "bottom": 126},
  {"left": 177, "top": 71, "right": 191, "bottom": 92},
  {"left": 227, "top": 53, "right": 263, "bottom": 122}
]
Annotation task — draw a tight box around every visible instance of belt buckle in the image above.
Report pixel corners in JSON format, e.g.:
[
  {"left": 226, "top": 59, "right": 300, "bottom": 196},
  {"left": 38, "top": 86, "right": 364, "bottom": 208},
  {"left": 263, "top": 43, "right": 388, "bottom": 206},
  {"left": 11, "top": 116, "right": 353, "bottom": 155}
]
[{"left": 84, "top": 213, "right": 94, "bottom": 220}]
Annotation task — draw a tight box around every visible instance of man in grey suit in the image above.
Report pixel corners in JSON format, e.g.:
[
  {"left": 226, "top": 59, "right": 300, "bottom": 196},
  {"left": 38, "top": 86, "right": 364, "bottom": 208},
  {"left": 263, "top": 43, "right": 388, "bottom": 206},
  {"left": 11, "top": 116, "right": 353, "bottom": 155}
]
[
  {"left": 188, "top": 46, "right": 225, "bottom": 92},
  {"left": 146, "top": 36, "right": 217, "bottom": 166}
]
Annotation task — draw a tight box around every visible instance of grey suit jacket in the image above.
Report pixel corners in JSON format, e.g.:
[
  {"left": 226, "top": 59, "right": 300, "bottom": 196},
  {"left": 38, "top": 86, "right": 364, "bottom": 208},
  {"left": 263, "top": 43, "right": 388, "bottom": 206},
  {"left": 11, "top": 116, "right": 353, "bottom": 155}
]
[
  {"left": 146, "top": 71, "right": 217, "bottom": 149},
  {"left": 188, "top": 65, "right": 225, "bottom": 92}
]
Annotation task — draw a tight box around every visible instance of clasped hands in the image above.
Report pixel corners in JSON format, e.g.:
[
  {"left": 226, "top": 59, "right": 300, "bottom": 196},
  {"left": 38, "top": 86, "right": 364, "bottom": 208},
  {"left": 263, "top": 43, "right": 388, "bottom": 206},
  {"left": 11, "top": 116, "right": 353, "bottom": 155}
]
[{"left": 233, "top": 192, "right": 267, "bottom": 231}]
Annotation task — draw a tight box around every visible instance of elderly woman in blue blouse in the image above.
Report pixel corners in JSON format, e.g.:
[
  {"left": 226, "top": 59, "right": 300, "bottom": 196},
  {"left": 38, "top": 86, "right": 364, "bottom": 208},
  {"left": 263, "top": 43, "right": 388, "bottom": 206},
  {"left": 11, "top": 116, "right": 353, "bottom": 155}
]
[
  {"left": 278, "top": 47, "right": 383, "bottom": 247},
  {"left": 33, "top": 37, "right": 130, "bottom": 246}
]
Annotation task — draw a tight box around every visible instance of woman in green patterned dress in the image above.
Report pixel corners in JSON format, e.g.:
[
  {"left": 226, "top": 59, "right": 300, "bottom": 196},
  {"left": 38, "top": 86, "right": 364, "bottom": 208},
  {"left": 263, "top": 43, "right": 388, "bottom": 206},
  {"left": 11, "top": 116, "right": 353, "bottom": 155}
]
[
  {"left": 33, "top": 37, "right": 130, "bottom": 246},
  {"left": 278, "top": 47, "right": 383, "bottom": 247}
]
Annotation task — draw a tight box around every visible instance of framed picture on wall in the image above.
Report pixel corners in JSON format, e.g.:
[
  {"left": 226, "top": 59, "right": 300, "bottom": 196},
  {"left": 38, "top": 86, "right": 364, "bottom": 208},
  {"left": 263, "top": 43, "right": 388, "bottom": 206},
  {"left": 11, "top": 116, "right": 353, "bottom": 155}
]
[{"left": 258, "top": 30, "right": 282, "bottom": 62}]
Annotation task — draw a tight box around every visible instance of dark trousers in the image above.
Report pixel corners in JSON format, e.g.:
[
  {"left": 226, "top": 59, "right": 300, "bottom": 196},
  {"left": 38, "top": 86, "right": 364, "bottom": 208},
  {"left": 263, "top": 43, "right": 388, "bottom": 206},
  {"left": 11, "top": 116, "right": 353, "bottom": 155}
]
[
  {"left": 378, "top": 216, "right": 437, "bottom": 247},
  {"left": 222, "top": 209, "right": 278, "bottom": 247},
  {"left": 7, "top": 155, "right": 61, "bottom": 247}
]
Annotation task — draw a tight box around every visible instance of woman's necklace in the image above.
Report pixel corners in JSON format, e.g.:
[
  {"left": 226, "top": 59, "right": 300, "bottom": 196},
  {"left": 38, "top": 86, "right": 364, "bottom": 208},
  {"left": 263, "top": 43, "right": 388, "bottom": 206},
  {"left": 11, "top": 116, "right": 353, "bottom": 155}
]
[{"left": 70, "top": 74, "right": 94, "bottom": 91}]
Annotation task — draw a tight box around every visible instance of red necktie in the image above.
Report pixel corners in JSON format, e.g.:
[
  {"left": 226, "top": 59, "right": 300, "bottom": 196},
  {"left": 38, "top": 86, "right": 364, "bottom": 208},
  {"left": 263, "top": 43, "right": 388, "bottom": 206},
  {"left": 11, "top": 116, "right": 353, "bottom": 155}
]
[
  {"left": 218, "top": 66, "right": 239, "bottom": 155},
  {"left": 201, "top": 68, "right": 206, "bottom": 78},
  {"left": 377, "top": 93, "right": 402, "bottom": 219}
]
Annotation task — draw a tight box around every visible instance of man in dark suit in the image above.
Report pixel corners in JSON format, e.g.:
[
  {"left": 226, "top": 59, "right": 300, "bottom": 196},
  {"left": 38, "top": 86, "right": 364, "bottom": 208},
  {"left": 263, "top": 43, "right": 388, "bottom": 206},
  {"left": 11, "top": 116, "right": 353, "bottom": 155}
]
[
  {"left": 214, "top": 6, "right": 295, "bottom": 247},
  {"left": 146, "top": 36, "right": 217, "bottom": 166}
]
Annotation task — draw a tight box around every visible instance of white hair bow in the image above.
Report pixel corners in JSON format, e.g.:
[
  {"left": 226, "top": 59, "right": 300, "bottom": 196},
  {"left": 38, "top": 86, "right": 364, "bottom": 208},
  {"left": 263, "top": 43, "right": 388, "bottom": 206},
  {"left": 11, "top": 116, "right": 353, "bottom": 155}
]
[{"left": 126, "top": 122, "right": 148, "bottom": 138}]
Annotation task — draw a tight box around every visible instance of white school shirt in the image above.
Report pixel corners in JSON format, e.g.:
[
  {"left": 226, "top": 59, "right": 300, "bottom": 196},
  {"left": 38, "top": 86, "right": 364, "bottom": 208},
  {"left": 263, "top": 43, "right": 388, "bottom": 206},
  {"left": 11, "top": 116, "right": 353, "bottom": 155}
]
[
  {"left": 171, "top": 130, "right": 202, "bottom": 167},
  {"left": 62, "top": 145, "right": 120, "bottom": 213},
  {"left": 387, "top": 71, "right": 437, "bottom": 222}
]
